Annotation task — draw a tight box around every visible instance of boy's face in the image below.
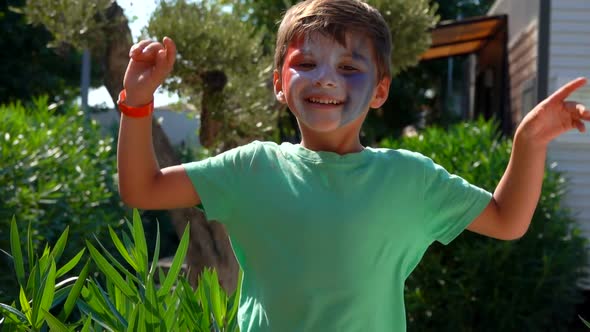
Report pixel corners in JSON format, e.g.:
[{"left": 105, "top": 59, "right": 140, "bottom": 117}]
[{"left": 273, "top": 31, "right": 389, "bottom": 133}]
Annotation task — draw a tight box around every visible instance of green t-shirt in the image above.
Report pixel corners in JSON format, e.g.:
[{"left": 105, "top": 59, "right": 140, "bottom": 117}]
[{"left": 183, "top": 141, "right": 491, "bottom": 331}]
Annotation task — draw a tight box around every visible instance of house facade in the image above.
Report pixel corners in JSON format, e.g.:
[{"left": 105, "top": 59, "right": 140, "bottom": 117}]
[{"left": 489, "top": 0, "right": 590, "bottom": 275}]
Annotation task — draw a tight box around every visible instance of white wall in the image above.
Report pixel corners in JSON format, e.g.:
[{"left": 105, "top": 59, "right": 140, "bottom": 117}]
[
  {"left": 547, "top": 0, "right": 590, "bottom": 247},
  {"left": 549, "top": 0, "right": 590, "bottom": 79},
  {"left": 488, "top": 0, "right": 539, "bottom": 44},
  {"left": 90, "top": 107, "right": 201, "bottom": 147}
]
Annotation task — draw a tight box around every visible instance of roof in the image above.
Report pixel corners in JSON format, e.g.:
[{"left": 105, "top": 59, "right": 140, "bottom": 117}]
[{"left": 421, "top": 15, "right": 507, "bottom": 61}]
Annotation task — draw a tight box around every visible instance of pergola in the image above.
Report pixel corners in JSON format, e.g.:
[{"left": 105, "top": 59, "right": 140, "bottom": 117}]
[{"left": 421, "top": 15, "right": 512, "bottom": 134}]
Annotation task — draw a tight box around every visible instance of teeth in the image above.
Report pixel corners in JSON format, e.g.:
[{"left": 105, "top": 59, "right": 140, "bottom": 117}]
[{"left": 308, "top": 98, "right": 341, "bottom": 105}]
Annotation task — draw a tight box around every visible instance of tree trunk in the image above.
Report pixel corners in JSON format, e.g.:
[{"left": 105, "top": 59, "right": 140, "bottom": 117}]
[
  {"left": 199, "top": 70, "right": 227, "bottom": 149},
  {"left": 98, "top": 1, "right": 239, "bottom": 293}
]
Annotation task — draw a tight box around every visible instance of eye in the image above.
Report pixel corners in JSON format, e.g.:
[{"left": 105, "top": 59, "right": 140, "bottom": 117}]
[
  {"left": 340, "top": 64, "right": 358, "bottom": 72},
  {"left": 296, "top": 62, "right": 316, "bottom": 69}
]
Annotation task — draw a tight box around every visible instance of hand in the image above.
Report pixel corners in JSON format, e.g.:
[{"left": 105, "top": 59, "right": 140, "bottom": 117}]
[
  {"left": 123, "top": 37, "right": 176, "bottom": 106},
  {"left": 518, "top": 77, "right": 590, "bottom": 147}
]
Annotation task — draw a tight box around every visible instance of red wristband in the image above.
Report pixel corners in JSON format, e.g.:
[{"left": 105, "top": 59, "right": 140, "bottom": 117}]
[{"left": 117, "top": 89, "right": 154, "bottom": 118}]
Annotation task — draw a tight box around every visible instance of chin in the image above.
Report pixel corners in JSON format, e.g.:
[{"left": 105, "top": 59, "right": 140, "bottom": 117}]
[{"left": 298, "top": 115, "right": 343, "bottom": 133}]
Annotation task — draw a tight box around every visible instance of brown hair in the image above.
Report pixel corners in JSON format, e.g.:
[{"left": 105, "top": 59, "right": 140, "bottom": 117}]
[{"left": 274, "top": 0, "right": 392, "bottom": 81}]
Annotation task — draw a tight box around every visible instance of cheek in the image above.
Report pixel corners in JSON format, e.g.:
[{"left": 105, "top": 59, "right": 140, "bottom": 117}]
[
  {"left": 281, "top": 67, "right": 293, "bottom": 93},
  {"left": 346, "top": 75, "right": 374, "bottom": 101}
]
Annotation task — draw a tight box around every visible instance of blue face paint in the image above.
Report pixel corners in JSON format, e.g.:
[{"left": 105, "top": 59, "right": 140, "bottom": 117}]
[{"left": 281, "top": 32, "right": 379, "bottom": 133}]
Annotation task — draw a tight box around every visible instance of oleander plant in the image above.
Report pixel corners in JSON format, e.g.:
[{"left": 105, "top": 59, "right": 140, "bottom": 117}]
[{"left": 0, "top": 210, "right": 241, "bottom": 332}]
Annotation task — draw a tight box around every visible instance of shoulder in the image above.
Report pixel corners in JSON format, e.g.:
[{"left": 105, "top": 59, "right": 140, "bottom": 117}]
[{"left": 367, "top": 147, "right": 433, "bottom": 168}]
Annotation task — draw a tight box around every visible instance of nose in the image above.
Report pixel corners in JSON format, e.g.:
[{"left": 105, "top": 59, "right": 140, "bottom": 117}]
[{"left": 313, "top": 65, "right": 338, "bottom": 88}]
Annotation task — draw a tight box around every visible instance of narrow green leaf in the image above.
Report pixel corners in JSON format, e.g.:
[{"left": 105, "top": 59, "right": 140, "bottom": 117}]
[
  {"left": 81, "top": 283, "right": 113, "bottom": 320},
  {"left": 49, "top": 226, "right": 69, "bottom": 264},
  {"left": 92, "top": 236, "right": 143, "bottom": 286},
  {"left": 144, "top": 276, "right": 159, "bottom": 329},
  {"left": 94, "top": 279, "right": 128, "bottom": 330},
  {"left": 137, "top": 303, "right": 147, "bottom": 332},
  {"left": 148, "top": 222, "right": 161, "bottom": 279},
  {"left": 208, "top": 269, "right": 225, "bottom": 326},
  {"left": 132, "top": 209, "right": 148, "bottom": 277},
  {"left": 61, "top": 259, "right": 90, "bottom": 321},
  {"left": 35, "top": 260, "right": 57, "bottom": 328},
  {"left": 77, "top": 300, "right": 116, "bottom": 332},
  {"left": 157, "top": 223, "right": 190, "bottom": 297},
  {"left": 52, "top": 284, "right": 73, "bottom": 310},
  {"left": 25, "top": 262, "right": 39, "bottom": 299},
  {"left": 80, "top": 316, "right": 92, "bottom": 332},
  {"left": 127, "top": 304, "right": 140, "bottom": 332},
  {"left": 86, "top": 241, "right": 135, "bottom": 298},
  {"left": 227, "top": 269, "right": 243, "bottom": 326},
  {"left": 43, "top": 308, "right": 69, "bottom": 331},
  {"left": 56, "top": 248, "right": 85, "bottom": 278},
  {"left": 175, "top": 279, "right": 198, "bottom": 326},
  {"left": 19, "top": 286, "right": 32, "bottom": 323},
  {"left": 0, "top": 303, "right": 29, "bottom": 324},
  {"left": 27, "top": 221, "right": 34, "bottom": 272},
  {"left": 163, "top": 291, "right": 180, "bottom": 331},
  {"left": 580, "top": 315, "right": 590, "bottom": 328},
  {"left": 157, "top": 267, "right": 166, "bottom": 291},
  {"left": 108, "top": 226, "right": 139, "bottom": 271},
  {"left": 10, "top": 216, "right": 25, "bottom": 285}
]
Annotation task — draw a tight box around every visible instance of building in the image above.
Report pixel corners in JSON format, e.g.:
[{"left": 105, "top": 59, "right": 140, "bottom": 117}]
[{"left": 488, "top": 0, "right": 590, "bottom": 245}]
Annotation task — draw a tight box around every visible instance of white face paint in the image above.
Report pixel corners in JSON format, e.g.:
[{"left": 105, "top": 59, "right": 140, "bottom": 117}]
[{"left": 279, "top": 32, "right": 380, "bottom": 133}]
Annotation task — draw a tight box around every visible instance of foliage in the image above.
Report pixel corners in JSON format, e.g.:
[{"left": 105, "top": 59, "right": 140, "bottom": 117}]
[
  {"left": 365, "top": 0, "right": 496, "bottom": 144},
  {"left": 228, "top": 0, "right": 439, "bottom": 77},
  {"left": 21, "top": 0, "right": 117, "bottom": 54},
  {"left": 369, "top": 0, "right": 439, "bottom": 77},
  {"left": 434, "top": 0, "right": 496, "bottom": 20},
  {"left": 0, "top": 97, "right": 124, "bottom": 302},
  {"left": 380, "top": 118, "right": 589, "bottom": 331},
  {"left": 0, "top": 0, "right": 100, "bottom": 105},
  {"left": 147, "top": 0, "right": 278, "bottom": 152},
  {"left": 0, "top": 210, "right": 242, "bottom": 331}
]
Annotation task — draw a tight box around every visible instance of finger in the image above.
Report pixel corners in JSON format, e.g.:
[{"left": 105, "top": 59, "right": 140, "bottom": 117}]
[
  {"left": 574, "top": 119, "right": 586, "bottom": 133},
  {"left": 131, "top": 42, "right": 165, "bottom": 63},
  {"left": 564, "top": 101, "right": 590, "bottom": 120},
  {"left": 163, "top": 37, "right": 177, "bottom": 67},
  {"left": 129, "top": 39, "right": 154, "bottom": 57},
  {"left": 548, "top": 77, "right": 587, "bottom": 103}
]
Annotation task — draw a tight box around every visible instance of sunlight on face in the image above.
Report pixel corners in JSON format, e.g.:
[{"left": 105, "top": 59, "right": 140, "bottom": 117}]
[{"left": 280, "top": 32, "right": 379, "bottom": 133}]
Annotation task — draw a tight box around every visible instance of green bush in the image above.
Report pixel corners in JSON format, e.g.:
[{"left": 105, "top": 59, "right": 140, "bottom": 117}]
[
  {"left": 0, "top": 97, "right": 124, "bottom": 302},
  {"left": 0, "top": 211, "right": 240, "bottom": 331},
  {"left": 380, "top": 118, "right": 588, "bottom": 331}
]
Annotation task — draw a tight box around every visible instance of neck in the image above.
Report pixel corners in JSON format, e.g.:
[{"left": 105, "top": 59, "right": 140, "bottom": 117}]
[{"left": 298, "top": 121, "right": 365, "bottom": 155}]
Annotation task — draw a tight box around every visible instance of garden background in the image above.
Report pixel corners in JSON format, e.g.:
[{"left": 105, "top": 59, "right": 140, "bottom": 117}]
[{"left": 1, "top": 0, "right": 589, "bottom": 330}]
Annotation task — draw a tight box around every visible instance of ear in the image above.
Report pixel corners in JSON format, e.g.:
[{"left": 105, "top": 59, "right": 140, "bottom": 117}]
[
  {"left": 370, "top": 76, "right": 391, "bottom": 109},
  {"left": 273, "top": 70, "right": 287, "bottom": 104}
]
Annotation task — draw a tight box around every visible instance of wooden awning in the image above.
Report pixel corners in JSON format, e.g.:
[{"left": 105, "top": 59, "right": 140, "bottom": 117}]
[{"left": 421, "top": 15, "right": 507, "bottom": 61}]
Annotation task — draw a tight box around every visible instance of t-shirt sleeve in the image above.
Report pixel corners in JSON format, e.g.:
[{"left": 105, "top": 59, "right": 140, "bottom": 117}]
[
  {"left": 421, "top": 156, "right": 492, "bottom": 245},
  {"left": 182, "top": 142, "right": 257, "bottom": 222}
]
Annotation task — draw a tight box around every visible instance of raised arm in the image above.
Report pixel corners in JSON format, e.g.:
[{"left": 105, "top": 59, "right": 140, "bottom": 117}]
[
  {"left": 117, "top": 37, "right": 200, "bottom": 210},
  {"left": 468, "top": 77, "right": 590, "bottom": 240}
]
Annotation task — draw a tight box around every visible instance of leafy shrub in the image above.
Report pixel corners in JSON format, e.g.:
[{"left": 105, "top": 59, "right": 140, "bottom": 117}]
[
  {"left": 380, "top": 118, "right": 588, "bottom": 331},
  {"left": 0, "top": 211, "right": 240, "bottom": 331},
  {"left": 0, "top": 97, "right": 124, "bottom": 302}
]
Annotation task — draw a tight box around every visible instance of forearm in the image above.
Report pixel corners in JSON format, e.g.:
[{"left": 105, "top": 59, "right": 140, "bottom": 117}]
[
  {"left": 117, "top": 114, "right": 160, "bottom": 205},
  {"left": 493, "top": 130, "right": 547, "bottom": 236}
]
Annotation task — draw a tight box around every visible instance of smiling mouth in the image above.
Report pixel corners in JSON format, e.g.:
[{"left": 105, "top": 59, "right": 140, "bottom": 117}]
[{"left": 306, "top": 97, "right": 344, "bottom": 105}]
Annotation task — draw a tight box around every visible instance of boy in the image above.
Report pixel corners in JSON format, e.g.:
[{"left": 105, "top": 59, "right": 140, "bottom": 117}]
[{"left": 117, "top": 0, "right": 589, "bottom": 330}]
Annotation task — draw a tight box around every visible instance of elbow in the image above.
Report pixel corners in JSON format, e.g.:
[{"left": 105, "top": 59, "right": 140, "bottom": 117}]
[
  {"left": 118, "top": 184, "right": 149, "bottom": 210},
  {"left": 501, "top": 224, "right": 530, "bottom": 241}
]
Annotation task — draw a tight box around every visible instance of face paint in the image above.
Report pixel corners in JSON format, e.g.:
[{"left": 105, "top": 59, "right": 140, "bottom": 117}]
[{"left": 280, "top": 32, "right": 379, "bottom": 132}]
